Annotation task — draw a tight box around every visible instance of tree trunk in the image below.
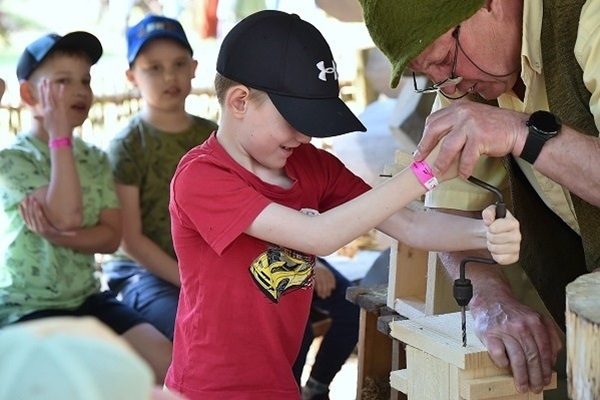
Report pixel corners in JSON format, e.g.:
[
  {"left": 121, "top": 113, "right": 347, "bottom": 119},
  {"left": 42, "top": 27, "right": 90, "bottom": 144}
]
[{"left": 566, "top": 271, "right": 600, "bottom": 400}]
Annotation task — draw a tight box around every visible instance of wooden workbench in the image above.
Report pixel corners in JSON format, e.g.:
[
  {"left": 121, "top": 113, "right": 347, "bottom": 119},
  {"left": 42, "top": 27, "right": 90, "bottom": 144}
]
[{"left": 346, "top": 285, "right": 406, "bottom": 400}]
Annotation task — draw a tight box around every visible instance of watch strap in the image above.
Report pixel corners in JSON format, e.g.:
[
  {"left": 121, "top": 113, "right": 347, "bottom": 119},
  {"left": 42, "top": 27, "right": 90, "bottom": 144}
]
[{"left": 520, "top": 132, "right": 547, "bottom": 164}]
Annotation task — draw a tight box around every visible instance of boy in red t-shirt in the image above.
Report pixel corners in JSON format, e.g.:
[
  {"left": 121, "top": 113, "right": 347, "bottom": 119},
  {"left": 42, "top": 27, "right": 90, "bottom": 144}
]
[{"left": 166, "top": 10, "right": 521, "bottom": 400}]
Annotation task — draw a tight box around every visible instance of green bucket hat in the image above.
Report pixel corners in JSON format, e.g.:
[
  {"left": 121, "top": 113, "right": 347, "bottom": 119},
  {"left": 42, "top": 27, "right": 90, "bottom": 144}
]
[{"left": 359, "top": 0, "right": 485, "bottom": 88}]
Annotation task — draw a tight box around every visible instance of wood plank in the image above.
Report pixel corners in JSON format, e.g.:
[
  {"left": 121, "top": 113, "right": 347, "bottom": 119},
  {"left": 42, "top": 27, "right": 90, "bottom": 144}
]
[
  {"left": 390, "top": 312, "right": 499, "bottom": 370},
  {"left": 425, "top": 252, "right": 460, "bottom": 315},
  {"left": 357, "top": 309, "right": 393, "bottom": 398},
  {"left": 405, "top": 346, "right": 449, "bottom": 399},
  {"left": 387, "top": 240, "right": 429, "bottom": 310},
  {"left": 346, "top": 285, "right": 387, "bottom": 314},
  {"left": 390, "top": 369, "right": 408, "bottom": 394},
  {"left": 394, "top": 296, "right": 426, "bottom": 319},
  {"left": 460, "top": 373, "right": 556, "bottom": 399},
  {"left": 390, "top": 339, "right": 407, "bottom": 400}
]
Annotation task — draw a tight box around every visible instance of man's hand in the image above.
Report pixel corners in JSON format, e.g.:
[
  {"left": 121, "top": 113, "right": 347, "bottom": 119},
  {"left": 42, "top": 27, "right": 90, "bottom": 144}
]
[
  {"left": 470, "top": 288, "right": 562, "bottom": 394},
  {"left": 313, "top": 259, "right": 336, "bottom": 299},
  {"left": 413, "top": 101, "right": 528, "bottom": 179},
  {"left": 481, "top": 205, "right": 521, "bottom": 265}
]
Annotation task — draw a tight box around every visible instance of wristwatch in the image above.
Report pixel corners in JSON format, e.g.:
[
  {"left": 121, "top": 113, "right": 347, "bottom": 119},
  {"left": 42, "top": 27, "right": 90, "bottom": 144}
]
[{"left": 519, "top": 110, "right": 562, "bottom": 164}]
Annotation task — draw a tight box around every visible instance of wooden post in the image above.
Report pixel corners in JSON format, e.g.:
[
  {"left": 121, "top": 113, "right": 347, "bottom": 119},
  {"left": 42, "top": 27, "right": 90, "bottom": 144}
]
[
  {"left": 566, "top": 271, "right": 600, "bottom": 400},
  {"left": 347, "top": 286, "right": 403, "bottom": 400}
]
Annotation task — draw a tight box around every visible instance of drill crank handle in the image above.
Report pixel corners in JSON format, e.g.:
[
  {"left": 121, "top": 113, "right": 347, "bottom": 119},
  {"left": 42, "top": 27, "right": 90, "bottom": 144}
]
[{"left": 467, "top": 176, "right": 506, "bottom": 218}]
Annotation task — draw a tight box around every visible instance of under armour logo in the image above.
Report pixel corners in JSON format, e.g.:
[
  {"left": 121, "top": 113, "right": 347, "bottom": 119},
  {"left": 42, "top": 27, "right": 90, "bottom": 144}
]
[{"left": 316, "top": 60, "right": 338, "bottom": 81}]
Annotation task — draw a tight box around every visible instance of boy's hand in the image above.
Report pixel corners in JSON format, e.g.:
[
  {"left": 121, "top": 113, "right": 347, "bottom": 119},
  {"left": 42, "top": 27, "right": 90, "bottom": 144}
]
[
  {"left": 36, "top": 79, "right": 71, "bottom": 139},
  {"left": 482, "top": 205, "right": 520, "bottom": 265},
  {"left": 19, "top": 196, "right": 76, "bottom": 239},
  {"left": 313, "top": 260, "right": 336, "bottom": 299}
]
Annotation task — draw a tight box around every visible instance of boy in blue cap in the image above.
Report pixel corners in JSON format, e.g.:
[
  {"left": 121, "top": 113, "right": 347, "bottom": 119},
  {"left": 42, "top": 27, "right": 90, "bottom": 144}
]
[
  {"left": 102, "top": 15, "right": 218, "bottom": 341},
  {"left": 0, "top": 31, "right": 172, "bottom": 383},
  {"left": 165, "top": 10, "right": 522, "bottom": 399}
]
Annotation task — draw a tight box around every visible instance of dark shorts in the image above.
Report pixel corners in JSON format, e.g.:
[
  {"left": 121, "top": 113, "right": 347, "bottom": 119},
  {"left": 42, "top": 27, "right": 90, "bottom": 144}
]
[
  {"left": 15, "top": 291, "right": 148, "bottom": 335},
  {"left": 104, "top": 259, "right": 179, "bottom": 341},
  {"left": 115, "top": 271, "right": 179, "bottom": 341}
]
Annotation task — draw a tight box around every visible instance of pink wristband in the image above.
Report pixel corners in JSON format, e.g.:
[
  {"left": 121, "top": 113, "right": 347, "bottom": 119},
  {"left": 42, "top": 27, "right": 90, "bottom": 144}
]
[
  {"left": 49, "top": 137, "right": 72, "bottom": 149},
  {"left": 410, "top": 160, "right": 439, "bottom": 191}
]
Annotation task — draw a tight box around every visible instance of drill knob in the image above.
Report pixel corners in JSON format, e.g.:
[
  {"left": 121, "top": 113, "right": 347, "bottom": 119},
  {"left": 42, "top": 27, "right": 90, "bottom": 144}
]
[{"left": 453, "top": 278, "right": 473, "bottom": 307}]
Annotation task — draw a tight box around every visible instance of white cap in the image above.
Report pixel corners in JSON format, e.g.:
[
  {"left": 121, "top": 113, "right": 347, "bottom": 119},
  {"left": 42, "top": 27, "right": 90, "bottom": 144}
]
[{"left": 0, "top": 317, "right": 155, "bottom": 400}]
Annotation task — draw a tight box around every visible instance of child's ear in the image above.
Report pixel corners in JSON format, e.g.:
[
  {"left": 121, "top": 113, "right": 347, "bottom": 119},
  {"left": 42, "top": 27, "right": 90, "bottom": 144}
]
[
  {"left": 191, "top": 60, "right": 198, "bottom": 78},
  {"left": 19, "top": 80, "right": 38, "bottom": 107},
  {"left": 125, "top": 69, "right": 137, "bottom": 87},
  {"left": 225, "top": 85, "right": 251, "bottom": 117}
]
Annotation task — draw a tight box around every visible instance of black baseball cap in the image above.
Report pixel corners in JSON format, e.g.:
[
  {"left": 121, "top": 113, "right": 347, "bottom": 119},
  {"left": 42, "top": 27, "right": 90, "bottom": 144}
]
[
  {"left": 17, "top": 32, "right": 103, "bottom": 81},
  {"left": 127, "top": 15, "right": 193, "bottom": 65},
  {"left": 216, "top": 10, "right": 366, "bottom": 138}
]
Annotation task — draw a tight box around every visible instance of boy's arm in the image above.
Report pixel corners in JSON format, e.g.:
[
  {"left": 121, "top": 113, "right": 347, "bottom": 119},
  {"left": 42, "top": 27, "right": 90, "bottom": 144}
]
[
  {"left": 246, "top": 141, "right": 519, "bottom": 262},
  {"left": 116, "top": 184, "right": 181, "bottom": 286},
  {"left": 245, "top": 164, "right": 429, "bottom": 256},
  {"left": 34, "top": 80, "right": 83, "bottom": 229},
  {"left": 376, "top": 204, "right": 520, "bottom": 264},
  {"left": 20, "top": 198, "right": 121, "bottom": 254}
]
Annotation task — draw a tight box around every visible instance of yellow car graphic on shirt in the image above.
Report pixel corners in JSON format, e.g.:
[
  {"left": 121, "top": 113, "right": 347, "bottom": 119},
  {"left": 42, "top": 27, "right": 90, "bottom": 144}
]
[{"left": 250, "top": 247, "right": 313, "bottom": 303}]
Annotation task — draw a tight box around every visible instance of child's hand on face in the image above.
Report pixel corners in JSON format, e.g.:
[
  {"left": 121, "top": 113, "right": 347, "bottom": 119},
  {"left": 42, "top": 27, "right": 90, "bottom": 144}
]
[
  {"left": 36, "top": 78, "right": 71, "bottom": 139},
  {"left": 482, "top": 204, "right": 521, "bottom": 265}
]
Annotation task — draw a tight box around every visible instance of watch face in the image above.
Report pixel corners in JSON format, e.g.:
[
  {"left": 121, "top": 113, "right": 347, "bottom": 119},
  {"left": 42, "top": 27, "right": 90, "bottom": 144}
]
[{"left": 529, "top": 110, "right": 561, "bottom": 135}]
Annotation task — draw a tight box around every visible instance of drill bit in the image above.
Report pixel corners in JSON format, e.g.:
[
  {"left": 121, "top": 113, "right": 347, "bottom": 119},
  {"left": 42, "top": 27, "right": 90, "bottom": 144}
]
[
  {"left": 461, "top": 305, "right": 467, "bottom": 346},
  {"left": 452, "top": 176, "right": 507, "bottom": 346},
  {"left": 453, "top": 262, "right": 472, "bottom": 347}
]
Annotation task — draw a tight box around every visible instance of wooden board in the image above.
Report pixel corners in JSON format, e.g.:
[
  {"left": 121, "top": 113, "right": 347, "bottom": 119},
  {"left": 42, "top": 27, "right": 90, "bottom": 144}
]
[
  {"left": 390, "top": 312, "right": 493, "bottom": 370},
  {"left": 389, "top": 312, "right": 557, "bottom": 400}
]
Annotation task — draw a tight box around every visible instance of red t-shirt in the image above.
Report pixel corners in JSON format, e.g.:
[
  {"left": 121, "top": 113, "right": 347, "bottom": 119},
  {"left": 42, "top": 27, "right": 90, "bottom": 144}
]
[{"left": 166, "top": 133, "right": 370, "bottom": 399}]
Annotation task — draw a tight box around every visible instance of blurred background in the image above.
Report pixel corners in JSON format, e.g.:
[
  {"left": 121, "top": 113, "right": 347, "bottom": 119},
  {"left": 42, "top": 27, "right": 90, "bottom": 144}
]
[{"left": 0, "top": 0, "right": 376, "bottom": 149}]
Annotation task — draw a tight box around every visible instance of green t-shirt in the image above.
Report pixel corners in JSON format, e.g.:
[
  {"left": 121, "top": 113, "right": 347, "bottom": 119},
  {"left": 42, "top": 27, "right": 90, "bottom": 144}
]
[
  {"left": 106, "top": 114, "right": 217, "bottom": 263},
  {"left": 0, "top": 134, "right": 119, "bottom": 325}
]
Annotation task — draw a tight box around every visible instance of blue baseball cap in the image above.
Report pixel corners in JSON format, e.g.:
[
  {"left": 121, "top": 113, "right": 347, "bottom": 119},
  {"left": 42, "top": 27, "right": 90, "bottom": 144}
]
[
  {"left": 127, "top": 15, "right": 193, "bottom": 64},
  {"left": 17, "top": 32, "right": 103, "bottom": 81}
]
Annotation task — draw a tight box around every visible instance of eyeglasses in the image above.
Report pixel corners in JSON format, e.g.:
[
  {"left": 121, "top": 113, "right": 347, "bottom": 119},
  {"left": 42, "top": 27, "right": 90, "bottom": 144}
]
[{"left": 412, "top": 26, "right": 463, "bottom": 94}]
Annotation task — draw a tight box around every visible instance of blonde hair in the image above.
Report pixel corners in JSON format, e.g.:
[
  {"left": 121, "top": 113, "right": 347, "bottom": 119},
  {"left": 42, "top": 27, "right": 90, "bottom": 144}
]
[{"left": 214, "top": 72, "right": 268, "bottom": 106}]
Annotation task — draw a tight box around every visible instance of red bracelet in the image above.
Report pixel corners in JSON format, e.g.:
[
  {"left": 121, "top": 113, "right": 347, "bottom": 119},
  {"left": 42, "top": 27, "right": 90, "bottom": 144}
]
[
  {"left": 410, "top": 160, "right": 439, "bottom": 191},
  {"left": 48, "top": 137, "right": 72, "bottom": 149}
]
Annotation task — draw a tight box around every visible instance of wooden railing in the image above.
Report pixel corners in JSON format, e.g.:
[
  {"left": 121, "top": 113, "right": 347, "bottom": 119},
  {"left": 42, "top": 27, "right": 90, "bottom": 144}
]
[
  {"left": 0, "top": 80, "right": 357, "bottom": 149},
  {"left": 0, "top": 86, "right": 221, "bottom": 149}
]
